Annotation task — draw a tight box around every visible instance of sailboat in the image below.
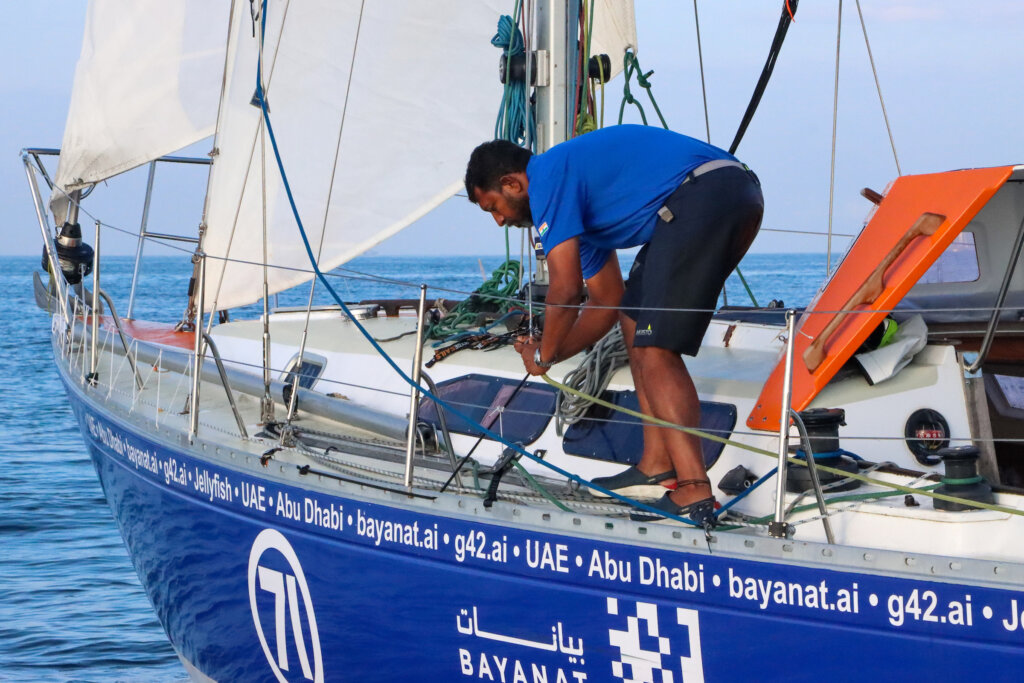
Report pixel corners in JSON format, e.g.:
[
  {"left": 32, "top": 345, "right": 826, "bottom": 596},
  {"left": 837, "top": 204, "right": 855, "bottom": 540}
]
[{"left": 25, "top": 0, "right": 1024, "bottom": 680}]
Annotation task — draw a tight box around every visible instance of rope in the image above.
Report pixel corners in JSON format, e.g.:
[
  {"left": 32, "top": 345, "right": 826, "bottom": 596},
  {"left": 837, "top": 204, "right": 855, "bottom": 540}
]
[
  {"left": 425, "top": 260, "right": 522, "bottom": 340},
  {"left": 727, "top": 0, "right": 799, "bottom": 155},
  {"left": 541, "top": 372, "right": 1024, "bottom": 517},
  {"left": 617, "top": 50, "right": 669, "bottom": 129},
  {"left": 493, "top": 12, "right": 534, "bottom": 147},
  {"left": 554, "top": 323, "right": 628, "bottom": 432}
]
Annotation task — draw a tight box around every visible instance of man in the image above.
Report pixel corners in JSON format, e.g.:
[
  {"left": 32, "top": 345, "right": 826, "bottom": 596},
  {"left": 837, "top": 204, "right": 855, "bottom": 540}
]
[{"left": 464, "top": 125, "right": 763, "bottom": 525}]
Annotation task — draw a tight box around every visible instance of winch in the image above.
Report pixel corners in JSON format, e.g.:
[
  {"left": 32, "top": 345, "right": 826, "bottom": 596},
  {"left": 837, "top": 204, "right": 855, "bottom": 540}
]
[
  {"left": 787, "top": 408, "right": 861, "bottom": 494},
  {"left": 42, "top": 221, "right": 94, "bottom": 285}
]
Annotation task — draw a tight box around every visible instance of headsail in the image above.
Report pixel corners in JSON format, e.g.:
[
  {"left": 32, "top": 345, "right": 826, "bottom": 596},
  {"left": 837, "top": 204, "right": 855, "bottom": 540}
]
[
  {"left": 52, "top": 0, "right": 231, "bottom": 224},
  {"left": 201, "top": 0, "right": 509, "bottom": 311}
]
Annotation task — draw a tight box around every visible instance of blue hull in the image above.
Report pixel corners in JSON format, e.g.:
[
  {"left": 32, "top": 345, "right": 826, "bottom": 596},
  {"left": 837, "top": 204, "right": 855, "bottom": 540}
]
[{"left": 64, "top": 378, "right": 1024, "bottom": 682}]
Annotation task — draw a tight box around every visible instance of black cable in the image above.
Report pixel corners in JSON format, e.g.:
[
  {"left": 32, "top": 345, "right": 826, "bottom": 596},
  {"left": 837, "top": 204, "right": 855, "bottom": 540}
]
[{"left": 728, "top": 0, "right": 799, "bottom": 155}]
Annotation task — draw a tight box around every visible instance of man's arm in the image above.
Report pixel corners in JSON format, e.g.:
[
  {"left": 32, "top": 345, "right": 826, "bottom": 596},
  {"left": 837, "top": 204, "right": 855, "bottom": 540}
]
[{"left": 517, "top": 237, "right": 624, "bottom": 374}]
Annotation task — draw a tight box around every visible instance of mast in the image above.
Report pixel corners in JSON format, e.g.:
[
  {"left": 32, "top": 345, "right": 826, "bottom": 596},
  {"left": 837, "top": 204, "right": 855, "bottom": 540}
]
[{"left": 533, "top": 0, "right": 569, "bottom": 153}]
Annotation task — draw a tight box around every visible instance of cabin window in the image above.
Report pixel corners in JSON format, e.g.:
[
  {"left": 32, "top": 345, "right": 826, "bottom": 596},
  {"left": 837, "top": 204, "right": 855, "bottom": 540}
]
[
  {"left": 918, "top": 232, "right": 980, "bottom": 284},
  {"left": 418, "top": 374, "right": 556, "bottom": 445},
  {"left": 280, "top": 353, "right": 327, "bottom": 390},
  {"left": 562, "top": 390, "right": 737, "bottom": 470}
]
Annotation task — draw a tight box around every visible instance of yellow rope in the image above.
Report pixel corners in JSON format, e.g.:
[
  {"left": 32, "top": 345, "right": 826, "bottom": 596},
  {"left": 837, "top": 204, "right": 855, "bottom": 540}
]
[{"left": 541, "top": 373, "right": 1024, "bottom": 517}]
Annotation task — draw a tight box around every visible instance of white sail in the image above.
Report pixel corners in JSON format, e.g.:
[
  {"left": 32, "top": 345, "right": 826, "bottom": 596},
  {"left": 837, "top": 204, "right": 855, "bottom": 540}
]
[
  {"left": 52, "top": 0, "right": 230, "bottom": 223},
  {"left": 201, "top": 0, "right": 508, "bottom": 311}
]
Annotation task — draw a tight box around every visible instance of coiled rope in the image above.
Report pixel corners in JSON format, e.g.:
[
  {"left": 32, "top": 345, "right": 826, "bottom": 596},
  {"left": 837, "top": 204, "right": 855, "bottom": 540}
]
[
  {"left": 426, "top": 260, "right": 522, "bottom": 341},
  {"left": 493, "top": 12, "right": 535, "bottom": 147},
  {"left": 555, "top": 323, "right": 628, "bottom": 432}
]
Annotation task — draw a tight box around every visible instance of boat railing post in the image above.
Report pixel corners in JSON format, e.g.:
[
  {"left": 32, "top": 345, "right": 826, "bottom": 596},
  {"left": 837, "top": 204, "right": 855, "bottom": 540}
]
[
  {"left": 966, "top": 214, "right": 1024, "bottom": 373},
  {"left": 189, "top": 251, "right": 207, "bottom": 442},
  {"left": 203, "top": 332, "right": 249, "bottom": 440},
  {"left": 404, "top": 284, "right": 428, "bottom": 490},
  {"left": 790, "top": 410, "right": 836, "bottom": 544},
  {"left": 127, "top": 160, "right": 157, "bottom": 319},
  {"left": 770, "top": 309, "right": 798, "bottom": 538},
  {"left": 96, "top": 289, "right": 144, "bottom": 390},
  {"left": 87, "top": 220, "right": 101, "bottom": 385},
  {"left": 23, "top": 152, "right": 68, "bottom": 319}
]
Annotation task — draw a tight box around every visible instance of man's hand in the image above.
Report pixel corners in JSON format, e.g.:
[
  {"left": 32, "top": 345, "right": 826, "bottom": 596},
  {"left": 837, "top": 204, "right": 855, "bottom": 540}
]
[{"left": 514, "top": 336, "right": 547, "bottom": 376}]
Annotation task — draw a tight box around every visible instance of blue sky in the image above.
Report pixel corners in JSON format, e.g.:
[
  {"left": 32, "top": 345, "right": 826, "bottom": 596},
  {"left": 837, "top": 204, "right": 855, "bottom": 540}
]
[{"left": 2, "top": 1, "right": 1023, "bottom": 258}]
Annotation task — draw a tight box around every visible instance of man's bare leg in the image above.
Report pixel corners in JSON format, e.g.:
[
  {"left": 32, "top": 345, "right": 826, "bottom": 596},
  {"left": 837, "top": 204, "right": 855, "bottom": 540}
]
[
  {"left": 620, "top": 314, "right": 675, "bottom": 483},
  {"left": 631, "top": 345, "right": 712, "bottom": 508}
]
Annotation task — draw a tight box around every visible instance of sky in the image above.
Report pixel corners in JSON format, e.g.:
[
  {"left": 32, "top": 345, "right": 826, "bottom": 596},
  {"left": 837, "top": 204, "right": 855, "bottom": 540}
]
[{"left": 2, "top": 1, "right": 1023, "bottom": 259}]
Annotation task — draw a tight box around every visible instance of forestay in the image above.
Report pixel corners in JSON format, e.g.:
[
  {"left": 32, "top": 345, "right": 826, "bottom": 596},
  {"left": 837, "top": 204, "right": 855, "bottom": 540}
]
[
  {"left": 201, "top": 0, "right": 637, "bottom": 312},
  {"left": 52, "top": 0, "right": 230, "bottom": 224}
]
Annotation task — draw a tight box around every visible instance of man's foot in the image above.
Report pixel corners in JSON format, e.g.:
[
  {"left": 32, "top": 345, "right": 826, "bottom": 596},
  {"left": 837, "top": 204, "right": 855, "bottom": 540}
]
[
  {"left": 629, "top": 493, "right": 717, "bottom": 528},
  {"left": 589, "top": 465, "right": 675, "bottom": 499}
]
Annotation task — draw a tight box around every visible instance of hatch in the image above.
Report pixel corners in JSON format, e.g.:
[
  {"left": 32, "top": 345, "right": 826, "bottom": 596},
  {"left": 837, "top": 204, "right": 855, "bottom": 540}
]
[{"left": 748, "top": 165, "right": 1015, "bottom": 431}]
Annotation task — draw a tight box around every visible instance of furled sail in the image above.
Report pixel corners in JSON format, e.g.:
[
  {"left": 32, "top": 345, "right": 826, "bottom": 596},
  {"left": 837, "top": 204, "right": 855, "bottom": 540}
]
[
  {"left": 201, "top": 0, "right": 509, "bottom": 311},
  {"left": 52, "top": 0, "right": 230, "bottom": 224},
  {"left": 592, "top": 0, "right": 637, "bottom": 77}
]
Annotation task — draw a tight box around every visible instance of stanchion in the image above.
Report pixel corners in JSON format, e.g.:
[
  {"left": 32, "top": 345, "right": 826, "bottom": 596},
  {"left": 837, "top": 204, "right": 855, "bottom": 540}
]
[
  {"left": 87, "top": 220, "right": 100, "bottom": 386},
  {"left": 770, "top": 309, "right": 798, "bottom": 538},
  {"left": 189, "top": 252, "right": 206, "bottom": 442},
  {"left": 404, "top": 285, "right": 428, "bottom": 490}
]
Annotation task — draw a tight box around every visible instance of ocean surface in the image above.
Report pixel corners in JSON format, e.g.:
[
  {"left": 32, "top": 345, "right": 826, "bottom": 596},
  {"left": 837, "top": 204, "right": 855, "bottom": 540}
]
[{"left": 0, "top": 252, "right": 832, "bottom": 681}]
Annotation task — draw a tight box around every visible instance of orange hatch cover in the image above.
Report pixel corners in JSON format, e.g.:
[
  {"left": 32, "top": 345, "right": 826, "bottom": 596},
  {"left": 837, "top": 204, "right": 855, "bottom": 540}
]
[
  {"left": 747, "top": 166, "right": 1015, "bottom": 432},
  {"left": 105, "top": 318, "right": 196, "bottom": 350}
]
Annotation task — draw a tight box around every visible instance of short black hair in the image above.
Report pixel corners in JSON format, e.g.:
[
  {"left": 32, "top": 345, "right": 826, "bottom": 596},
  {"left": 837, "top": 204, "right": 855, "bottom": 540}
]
[{"left": 464, "top": 139, "right": 532, "bottom": 202}]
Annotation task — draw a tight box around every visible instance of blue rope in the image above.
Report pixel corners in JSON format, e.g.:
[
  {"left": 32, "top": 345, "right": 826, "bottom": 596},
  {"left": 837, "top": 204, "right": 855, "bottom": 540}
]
[
  {"left": 492, "top": 14, "right": 535, "bottom": 147},
  {"left": 252, "top": 1, "right": 697, "bottom": 527},
  {"left": 714, "top": 467, "right": 776, "bottom": 518}
]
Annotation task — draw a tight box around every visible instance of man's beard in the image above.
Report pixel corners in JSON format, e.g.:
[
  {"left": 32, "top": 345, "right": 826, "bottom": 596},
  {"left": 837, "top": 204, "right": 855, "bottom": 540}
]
[{"left": 506, "top": 194, "right": 533, "bottom": 228}]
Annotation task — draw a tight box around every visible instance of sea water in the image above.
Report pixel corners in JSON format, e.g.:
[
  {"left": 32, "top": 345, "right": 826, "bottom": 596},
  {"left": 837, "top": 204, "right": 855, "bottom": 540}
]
[{"left": 0, "top": 253, "right": 832, "bottom": 681}]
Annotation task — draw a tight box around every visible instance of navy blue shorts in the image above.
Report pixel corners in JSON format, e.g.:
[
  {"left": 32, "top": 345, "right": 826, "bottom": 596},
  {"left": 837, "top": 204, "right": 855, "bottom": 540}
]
[{"left": 621, "top": 165, "right": 763, "bottom": 356}]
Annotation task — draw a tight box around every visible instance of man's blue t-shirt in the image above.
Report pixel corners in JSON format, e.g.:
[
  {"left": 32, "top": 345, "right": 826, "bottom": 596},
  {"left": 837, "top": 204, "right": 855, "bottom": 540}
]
[{"left": 526, "top": 125, "right": 736, "bottom": 278}]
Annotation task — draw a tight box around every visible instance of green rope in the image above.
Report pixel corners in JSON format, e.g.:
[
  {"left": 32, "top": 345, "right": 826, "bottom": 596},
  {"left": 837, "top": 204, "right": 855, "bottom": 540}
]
[
  {"left": 941, "top": 475, "right": 984, "bottom": 486},
  {"left": 746, "top": 485, "right": 942, "bottom": 525},
  {"left": 512, "top": 461, "right": 575, "bottom": 512},
  {"left": 617, "top": 51, "right": 668, "bottom": 129},
  {"left": 733, "top": 264, "right": 759, "bottom": 308},
  {"left": 426, "top": 260, "right": 522, "bottom": 340}
]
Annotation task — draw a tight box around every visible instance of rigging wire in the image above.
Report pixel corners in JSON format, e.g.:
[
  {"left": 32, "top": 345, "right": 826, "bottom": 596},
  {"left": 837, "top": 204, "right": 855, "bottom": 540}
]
[
  {"left": 258, "top": 0, "right": 276, "bottom": 421},
  {"left": 204, "top": 0, "right": 293, "bottom": 323},
  {"left": 855, "top": 0, "right": 901, "bottom": 176},
  {"left": 692, "top": 0, "right": 711, "bottom": 143},
  {"left": 285, "top": 0, "right": 367, "bottom": 424},
  {"left": 827, "top": 0, "right": 842, "bottom": 276}
]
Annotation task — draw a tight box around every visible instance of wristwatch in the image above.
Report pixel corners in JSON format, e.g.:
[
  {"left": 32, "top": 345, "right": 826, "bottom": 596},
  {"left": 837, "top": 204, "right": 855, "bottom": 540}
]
[{"left": 533, "top": 348, "right": 555, "bottom": 369}]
